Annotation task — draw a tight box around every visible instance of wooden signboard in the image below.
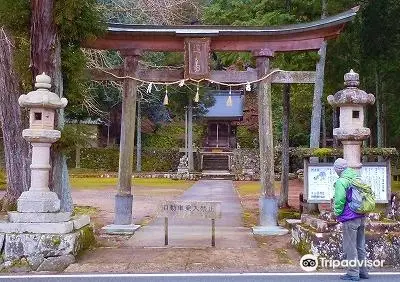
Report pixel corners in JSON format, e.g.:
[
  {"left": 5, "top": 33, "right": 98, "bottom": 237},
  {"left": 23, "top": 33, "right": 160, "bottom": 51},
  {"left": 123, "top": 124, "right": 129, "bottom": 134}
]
[
  {"left": 158, "top": 200, "right": 221, "bottom": 219},
  {"left": 304, "top": 161, "right": 390, "bottom": 204},
  {"left": 184, "top": 38, "right": 210, "bottom": 79},
  {"left": 158, "top": 200, "right": 221, "bottom": 247}
]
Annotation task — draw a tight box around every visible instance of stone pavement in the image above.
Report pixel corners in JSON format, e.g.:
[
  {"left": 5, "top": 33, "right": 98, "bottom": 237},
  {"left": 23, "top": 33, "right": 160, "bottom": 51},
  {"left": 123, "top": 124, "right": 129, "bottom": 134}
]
[
  {"left": 66, "top": 180, "right": 301, "bottom": 273},
  {"left": 127, "top": 180, "right": 256, "bottom": 248}
]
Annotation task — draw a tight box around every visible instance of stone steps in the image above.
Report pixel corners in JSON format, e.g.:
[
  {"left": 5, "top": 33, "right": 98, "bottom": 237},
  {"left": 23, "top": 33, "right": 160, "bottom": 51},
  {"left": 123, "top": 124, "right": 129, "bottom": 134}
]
[{"left": 202, "top": 155, "right": 229, "bottom": 170}]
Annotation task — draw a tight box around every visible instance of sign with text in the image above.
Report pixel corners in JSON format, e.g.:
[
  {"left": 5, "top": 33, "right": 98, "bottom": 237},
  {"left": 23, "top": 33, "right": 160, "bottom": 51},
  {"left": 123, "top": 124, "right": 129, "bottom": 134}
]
[
  {"left": 158, "top": 200, "right": 221, "bottom": 219},
  {"left": 184, "top": 38, "right": 210, "bottom": 79},
  {"left": 305, "top": 162, "right": 390, "bottom": 203}
]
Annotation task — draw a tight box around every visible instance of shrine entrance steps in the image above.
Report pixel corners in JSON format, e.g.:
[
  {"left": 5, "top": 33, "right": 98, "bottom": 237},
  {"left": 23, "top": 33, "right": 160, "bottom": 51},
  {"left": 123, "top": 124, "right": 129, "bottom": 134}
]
[
  {"left": 201, "top": 170, "right": 235, "bottom": 180},
  {"left": 202, "top": 154, "right": 230, "bottom": 170},
  {"left": 126, "top": 180, "right": 256, "bottom": 248}
]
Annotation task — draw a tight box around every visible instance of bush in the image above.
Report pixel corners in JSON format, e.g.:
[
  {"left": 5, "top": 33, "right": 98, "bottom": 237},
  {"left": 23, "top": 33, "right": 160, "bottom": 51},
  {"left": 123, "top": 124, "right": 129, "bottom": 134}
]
[
  {"left": 67, "top": 147, "right": 181, "bottom": 172},
  {"left": 0, "top": 169, "right": 7, "bottom": 190},
  {"left": 236, "top": 126, "right": 258, "bottom": 148},
  {"left": 142, "top": 122, "right": 205, "bottom": 148}
]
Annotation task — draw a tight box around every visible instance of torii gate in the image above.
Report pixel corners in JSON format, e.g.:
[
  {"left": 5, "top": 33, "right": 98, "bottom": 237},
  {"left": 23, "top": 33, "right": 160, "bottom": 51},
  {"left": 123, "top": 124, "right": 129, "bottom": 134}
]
[{"left": 84, "top": 7, "right": 359, "bottom": 235}]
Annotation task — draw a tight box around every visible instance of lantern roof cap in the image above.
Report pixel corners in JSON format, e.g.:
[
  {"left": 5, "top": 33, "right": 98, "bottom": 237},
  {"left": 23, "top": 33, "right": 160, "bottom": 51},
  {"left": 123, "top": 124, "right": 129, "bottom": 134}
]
[
  {"left": 18, "top": 73, "right": 68, "bottom": 109},
  {"left": 327, "top": 70, "right": 375, "bottom": 107}
]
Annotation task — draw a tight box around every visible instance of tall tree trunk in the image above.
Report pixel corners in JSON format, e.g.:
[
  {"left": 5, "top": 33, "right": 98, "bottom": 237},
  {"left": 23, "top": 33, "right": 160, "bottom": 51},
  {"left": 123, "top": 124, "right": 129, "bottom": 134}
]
[
  {"left": 375, "top": 67, "right": 383, "bottom": 148},
  {"left": 279, "top": 84, "right": 291, "bottom": 208},
  {"left": 30, "top": 0, "right": 72, "bottom": 211},
  {"left": 305, "top": 0, "right": 327, "bottom": 214},
  {"left": 321, "top": 103, "right": 327, "bottom": 162},
  {"left": 0, "top": 28, "right": 30, "bottom": 210},
  {"left": 322, "top": 104, "right": 327, "bottom": 148}
]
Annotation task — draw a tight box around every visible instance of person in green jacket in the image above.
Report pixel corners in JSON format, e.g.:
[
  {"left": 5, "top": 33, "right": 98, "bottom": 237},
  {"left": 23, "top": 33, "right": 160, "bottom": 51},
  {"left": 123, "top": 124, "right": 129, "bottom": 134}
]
[{"left": 333, "top": 158, "right": 368, "bottom": 281}]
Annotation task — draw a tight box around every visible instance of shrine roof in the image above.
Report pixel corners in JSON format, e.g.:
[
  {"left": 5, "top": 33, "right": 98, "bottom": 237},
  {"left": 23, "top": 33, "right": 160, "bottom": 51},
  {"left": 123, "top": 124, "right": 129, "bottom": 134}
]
[
  {"left": 107, "top": 7, "right": 358, "bottom": 37},
  {"left": 205, "top": 91, "right": 243, "bottom": 120}
]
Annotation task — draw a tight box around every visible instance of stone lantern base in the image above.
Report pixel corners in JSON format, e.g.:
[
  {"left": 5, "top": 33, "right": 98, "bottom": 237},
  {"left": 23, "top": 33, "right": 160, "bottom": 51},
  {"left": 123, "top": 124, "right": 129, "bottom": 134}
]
[
  {"left": 17, "top": 190, "right": 61, "bottom": 213},
  {"left": 0, "top": 215, "right": 93, "bottom": 272}
]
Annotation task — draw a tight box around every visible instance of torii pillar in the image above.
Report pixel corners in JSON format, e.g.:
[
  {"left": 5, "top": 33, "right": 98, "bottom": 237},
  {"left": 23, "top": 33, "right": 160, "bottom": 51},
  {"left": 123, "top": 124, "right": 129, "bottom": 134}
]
[
  {"left": 103, "top": 51, "right": 141, "bottom": 234},
  {"left": 252, "top": 49, "right": 288, "bottom": 235}
]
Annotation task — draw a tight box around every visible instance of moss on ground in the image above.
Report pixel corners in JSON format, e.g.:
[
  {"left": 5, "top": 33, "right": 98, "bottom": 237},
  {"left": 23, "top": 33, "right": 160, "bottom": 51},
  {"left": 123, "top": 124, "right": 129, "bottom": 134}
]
[
  {"left": 79, "top": 225, "right": 96, "bottom": 250},
  {"left": 274, "top": 248, "right": 292, "bottom": 264},
  {"left": 0, "top": 170, "right": 6, "bottom": 191},
  {"left": 295, "top": 237, "right": 312, "bottom": 256},
  {"left": 51, "top": 235, "right": 61, "bottom": 246},
  {"left": 235, "top": 181, "right": 280, "bottom": 196},
  {"left": 242, "top": 209, "right": 259, "bottom": 228},
  {"left": 70, "top": 176, "right": 193, "bottom": 190},
  {"left": 278, "top": 209, "right": 301, "bottom": 221},
  {"left": 73, "top": 205, "right": 99, "bottom": 216}
]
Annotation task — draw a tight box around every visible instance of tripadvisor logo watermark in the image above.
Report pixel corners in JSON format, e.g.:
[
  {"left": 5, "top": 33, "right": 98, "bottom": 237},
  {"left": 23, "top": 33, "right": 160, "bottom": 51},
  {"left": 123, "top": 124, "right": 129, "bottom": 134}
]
[{"left": 300, "top": 254, "right": 385, "bottom": 272}]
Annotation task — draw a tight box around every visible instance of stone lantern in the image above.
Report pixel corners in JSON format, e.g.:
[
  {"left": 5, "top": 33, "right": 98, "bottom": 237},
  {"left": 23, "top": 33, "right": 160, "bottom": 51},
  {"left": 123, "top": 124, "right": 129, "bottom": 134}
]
[
  {"left": 12, "top": 73, "right": 68, "bottom": 219},
  {"left": 0, "top": 73, "right": 94, "bottom": 272},
  {"left": 327, "top": 70, "right": 375, "bottom": 169}
]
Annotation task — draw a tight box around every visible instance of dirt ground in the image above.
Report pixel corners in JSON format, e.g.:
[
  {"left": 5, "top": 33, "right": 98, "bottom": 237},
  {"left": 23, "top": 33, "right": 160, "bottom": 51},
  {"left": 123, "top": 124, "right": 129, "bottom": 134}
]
[
  {"left": 72, "top": 184, "right": 189, "bottom": 248},
  {"left": 68, "top": 181, "right": 303, "bottom": 273}
]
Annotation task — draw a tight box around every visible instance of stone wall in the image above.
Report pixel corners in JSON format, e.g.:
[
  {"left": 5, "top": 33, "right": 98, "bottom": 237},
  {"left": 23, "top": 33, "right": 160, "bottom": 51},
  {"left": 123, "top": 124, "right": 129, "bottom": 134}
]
[
  {"left": 291, "top": 214, "right": 400, "bottom": 266},
  {"left": 231, "top": 149, "right": 260, "bottom": 180},
  {"left": 0, "top": 224, "right": 94, "bottom": 272}
]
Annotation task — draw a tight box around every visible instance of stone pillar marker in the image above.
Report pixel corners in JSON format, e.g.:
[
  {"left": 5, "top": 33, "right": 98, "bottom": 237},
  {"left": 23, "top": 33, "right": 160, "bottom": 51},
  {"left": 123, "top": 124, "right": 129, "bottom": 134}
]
[{"left": 327, "top": 70, "right": 375, "bottom": 170}]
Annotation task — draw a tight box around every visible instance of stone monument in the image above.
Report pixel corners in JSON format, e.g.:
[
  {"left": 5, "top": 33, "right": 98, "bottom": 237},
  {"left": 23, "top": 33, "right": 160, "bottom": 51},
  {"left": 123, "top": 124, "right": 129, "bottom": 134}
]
[
  {"left": 177, "top": 155, "right": 189, "bottom": 174},
  {"left": 0, "top": 73, "right": 94, "bottom": 272}
]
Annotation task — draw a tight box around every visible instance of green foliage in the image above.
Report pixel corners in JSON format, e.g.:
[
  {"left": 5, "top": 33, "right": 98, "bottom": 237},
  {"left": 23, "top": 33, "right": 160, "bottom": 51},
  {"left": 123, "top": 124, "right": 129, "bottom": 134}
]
[
  {"left": 291, "top": 147, "right": 398, "bottom": 159},
  {"left": 143, "top": 122, "right": 205, "bottom": 148},
  {"left": 137, "top": 149, "right": 181, "bottom": 172},
  {"left": 70, "top": 147, "right": 120, "bottom": 171},
  {"left": 67, "top": 147, "right": 182, "bottom": 172},
  {"left": 54, "top": 0, "right": 105, "bottom": 44},
  {"left": 204, "top": 0, "right": 324, "bottom": 148},
  {"left": 61, "top": 46, "right": 90, "bottom": 119},
  {"left": 0, "top": 0, "right": 30, "bottom": 35},
  {"left": 0, "top": 0, "right": 106, "bottom": 120},
  {"left": 55, "top": 0, "right": 106, "bottom": 120},
  {"left": 0, "top": 169, "right": 6, "bottom": 190},
  {"left": 56, "top": 124, "right": 97, "bottom": 152},
  {"left": 0, "top": 0, "right": 31, "bottom": 92},
  {"left": 236, "top": 126, "right": 258, "bottom": 148}
]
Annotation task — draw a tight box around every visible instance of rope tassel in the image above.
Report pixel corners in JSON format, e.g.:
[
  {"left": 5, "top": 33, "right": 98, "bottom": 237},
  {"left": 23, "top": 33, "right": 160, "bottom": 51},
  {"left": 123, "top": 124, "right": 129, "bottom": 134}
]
[
  {"left": 163, "top": 87, "right": 169, "bottom": 105},
  {"left": 147, "top": 82, "right": 153, "bottom": 93},
  {"left": 246, "top": 82, "right": 251, "bottom": 92},
  {"left": 194, "top": 84, "right": 200, "bottom": 103},
  {"left": 226, "top": 87, "right": 232, "bottom": 107}
]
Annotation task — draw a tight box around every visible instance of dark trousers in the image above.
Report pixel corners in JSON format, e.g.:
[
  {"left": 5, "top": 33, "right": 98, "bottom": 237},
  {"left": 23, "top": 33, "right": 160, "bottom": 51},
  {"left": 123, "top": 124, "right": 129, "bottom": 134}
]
[{"left": 342, "top": 217, "right": 368, "bottom": 277}]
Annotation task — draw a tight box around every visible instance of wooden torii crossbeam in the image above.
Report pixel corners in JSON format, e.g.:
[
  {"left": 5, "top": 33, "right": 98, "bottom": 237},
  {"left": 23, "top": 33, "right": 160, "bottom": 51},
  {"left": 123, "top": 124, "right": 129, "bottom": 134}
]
[{"left": 84, "top": 7, "right": 359, "bottom": 235}]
